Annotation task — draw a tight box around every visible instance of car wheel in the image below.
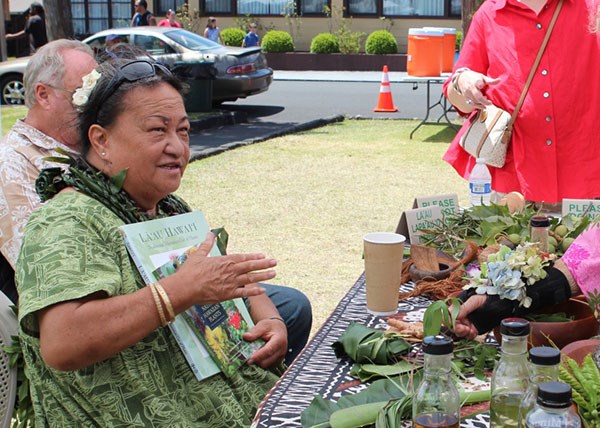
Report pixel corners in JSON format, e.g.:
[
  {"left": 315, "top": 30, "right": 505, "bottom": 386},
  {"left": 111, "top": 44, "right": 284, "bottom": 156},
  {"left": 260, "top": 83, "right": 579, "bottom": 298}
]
[{"left": 0, "top": 74, "right": 25, "bottom": 105}]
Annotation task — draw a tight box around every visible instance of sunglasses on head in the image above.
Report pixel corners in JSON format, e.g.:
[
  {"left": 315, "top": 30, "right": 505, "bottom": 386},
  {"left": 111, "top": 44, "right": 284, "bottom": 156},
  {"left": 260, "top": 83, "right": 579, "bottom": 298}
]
[{"left": 96, "top": 60, "right": 172, "bottom": 108}]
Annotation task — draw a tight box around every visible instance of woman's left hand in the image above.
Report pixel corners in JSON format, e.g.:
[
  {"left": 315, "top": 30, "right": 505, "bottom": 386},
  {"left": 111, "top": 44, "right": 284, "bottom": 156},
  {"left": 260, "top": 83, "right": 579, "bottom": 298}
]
[{"left": 244, "top": 318, "right": 288, "bottom": 368}]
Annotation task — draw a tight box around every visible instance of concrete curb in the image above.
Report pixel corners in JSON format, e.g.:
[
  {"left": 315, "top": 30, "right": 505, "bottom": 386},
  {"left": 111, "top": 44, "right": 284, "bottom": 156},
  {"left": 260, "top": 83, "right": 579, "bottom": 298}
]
[
  {"left": 189, "top": 110, "right": 248, "bottom": 133},
  {"left": 190, "top": 114, "right": 346, "bottom": 162}
]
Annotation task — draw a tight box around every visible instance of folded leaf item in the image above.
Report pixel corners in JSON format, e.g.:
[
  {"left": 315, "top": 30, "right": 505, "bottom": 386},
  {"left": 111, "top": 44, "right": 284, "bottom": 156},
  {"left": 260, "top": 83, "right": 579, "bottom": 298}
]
[
  {"left": 457, "top": 266, "right": 572, "bottom": 334},
  {"left": 350, "top": 360, "right": 415, "bottom": 383},
  {"left": 332, "top": 322, "right": 411, "bottom": 364}
]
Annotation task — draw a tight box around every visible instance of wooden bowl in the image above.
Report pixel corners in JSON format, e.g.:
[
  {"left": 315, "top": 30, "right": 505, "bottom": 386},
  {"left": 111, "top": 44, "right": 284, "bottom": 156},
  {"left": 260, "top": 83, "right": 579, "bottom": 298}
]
[
  {"left": 493, "top": 298, "right": 599, "bottom": 349},
  {"left": 561, "top": 338, "right": 600, "bottom": 365},
  {"left": 408, "top": 251, "right": 458, "bottom": 282}
]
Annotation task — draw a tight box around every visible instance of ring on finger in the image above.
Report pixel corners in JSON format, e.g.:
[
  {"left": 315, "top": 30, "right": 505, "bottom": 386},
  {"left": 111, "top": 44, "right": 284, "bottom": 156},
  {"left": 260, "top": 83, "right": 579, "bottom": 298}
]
[{"left": 465, "top": 99, "right": 472, "bottom": 105}]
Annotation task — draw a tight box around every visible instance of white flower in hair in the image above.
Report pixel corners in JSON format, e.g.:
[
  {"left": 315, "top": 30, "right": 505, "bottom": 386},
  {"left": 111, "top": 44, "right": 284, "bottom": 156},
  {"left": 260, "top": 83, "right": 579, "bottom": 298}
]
[{"left": 72, "top": 69, "right": 101, "bottom": 108}]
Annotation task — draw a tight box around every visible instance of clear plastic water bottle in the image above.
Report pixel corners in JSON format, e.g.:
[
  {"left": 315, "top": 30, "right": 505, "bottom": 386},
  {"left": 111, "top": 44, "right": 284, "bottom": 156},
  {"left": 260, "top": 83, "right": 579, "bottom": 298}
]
[
  {"left": 519, "top": 346, "right": 561, "bottom": 426},
  {"left": 469, "top": 158, "right": 492, "bottom": 206},
  {"left": 490, "top": 318, "right": 530, "bottom": 428},
  {"left": 525, "top": 381, "right": 581, "bottom": 428}
]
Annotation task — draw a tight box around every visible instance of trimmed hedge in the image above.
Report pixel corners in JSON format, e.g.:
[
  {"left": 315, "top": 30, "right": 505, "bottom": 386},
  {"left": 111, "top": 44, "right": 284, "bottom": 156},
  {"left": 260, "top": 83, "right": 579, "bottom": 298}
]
[
  {"left": 365, "top": 30, "right": 397, "bottom": 55},
  {"left": 261, "top": 30, "right": 295, "bottom": 53},
  {"left": 310, "top": 33, "right": 340, "bottom": 54},
  {"left": 221, "top": 28, "right": 245, "bottom": 47}
]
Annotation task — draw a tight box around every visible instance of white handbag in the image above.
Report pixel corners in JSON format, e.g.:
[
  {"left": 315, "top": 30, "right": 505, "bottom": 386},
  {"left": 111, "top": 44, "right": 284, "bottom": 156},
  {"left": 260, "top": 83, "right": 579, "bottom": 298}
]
[{"left": 459, "top": 105, "right": 512, "bottom": 168}]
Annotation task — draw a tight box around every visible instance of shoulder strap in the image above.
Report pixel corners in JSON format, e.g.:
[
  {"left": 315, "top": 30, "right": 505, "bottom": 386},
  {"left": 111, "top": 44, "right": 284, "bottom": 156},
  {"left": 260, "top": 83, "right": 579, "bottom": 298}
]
[{"left": 509, "top": 0, "right": 564, "bottom": 127}]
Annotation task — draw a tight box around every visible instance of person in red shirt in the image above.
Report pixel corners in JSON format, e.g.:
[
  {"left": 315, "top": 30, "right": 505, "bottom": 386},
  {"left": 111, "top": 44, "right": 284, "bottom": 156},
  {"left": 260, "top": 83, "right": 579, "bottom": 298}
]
[
  {"left": 445, "top": 0, "right": 600, "bottom": 204},
  {"left": 158, "top": 9, "right": 182, "bottom": 28}
]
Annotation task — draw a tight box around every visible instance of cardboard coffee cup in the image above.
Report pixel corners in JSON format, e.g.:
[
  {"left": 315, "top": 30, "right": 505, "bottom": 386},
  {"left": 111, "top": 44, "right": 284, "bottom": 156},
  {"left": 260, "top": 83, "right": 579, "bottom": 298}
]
[{"left": 363, "top": 232, "right": 406, "bottom": 316}]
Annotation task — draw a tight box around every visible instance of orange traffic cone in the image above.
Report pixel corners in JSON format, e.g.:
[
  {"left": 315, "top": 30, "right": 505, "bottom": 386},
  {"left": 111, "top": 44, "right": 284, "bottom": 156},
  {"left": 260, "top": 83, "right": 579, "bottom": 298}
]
[{"left": 374, "top": 65, "right": 398, "bottom": 112}]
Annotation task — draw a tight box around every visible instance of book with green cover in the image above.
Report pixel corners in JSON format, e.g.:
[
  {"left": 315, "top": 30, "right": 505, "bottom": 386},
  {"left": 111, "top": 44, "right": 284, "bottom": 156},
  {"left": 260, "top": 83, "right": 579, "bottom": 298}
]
[
  {"left": 119, "top": 211, "right": 261, "bottom": 380},
  {"left": 153, "top": 249, "right": 263, "bottom": 377}
]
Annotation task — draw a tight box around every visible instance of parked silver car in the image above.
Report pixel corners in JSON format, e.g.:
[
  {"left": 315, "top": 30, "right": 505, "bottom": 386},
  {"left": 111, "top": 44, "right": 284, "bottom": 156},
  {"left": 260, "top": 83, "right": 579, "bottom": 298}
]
[
  {"left": 0, "top": 57, "right": 29, "bottom": 105},
  {"left": 0, "top": 27, "right": 273, "bottom": 105}
]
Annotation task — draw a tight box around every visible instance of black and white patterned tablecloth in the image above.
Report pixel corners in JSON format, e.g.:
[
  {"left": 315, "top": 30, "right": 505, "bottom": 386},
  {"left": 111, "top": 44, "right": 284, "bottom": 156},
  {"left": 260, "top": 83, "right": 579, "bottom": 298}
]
[{"left": 252, "top": 274, "right": 491, "bottom": 428}]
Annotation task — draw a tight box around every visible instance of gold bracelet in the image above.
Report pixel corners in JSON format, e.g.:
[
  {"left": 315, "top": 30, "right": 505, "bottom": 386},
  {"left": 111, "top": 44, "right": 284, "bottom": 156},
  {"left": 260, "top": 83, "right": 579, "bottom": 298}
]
[
  {"left": 154, "top": 282, "right": 176, "bottom": 322},
  {"left": 149, "top": 283, "right": 168, "bottom": 327}
]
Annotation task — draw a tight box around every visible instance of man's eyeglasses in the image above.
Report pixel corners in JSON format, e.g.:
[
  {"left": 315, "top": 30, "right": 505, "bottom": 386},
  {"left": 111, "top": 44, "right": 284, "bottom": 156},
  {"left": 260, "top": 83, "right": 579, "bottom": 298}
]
[
  {"left": 95, "top": 60, "right": 172, "bottom": 110},
  {"left": 45, "top": 84, "right": 75, "bottom": 97}
]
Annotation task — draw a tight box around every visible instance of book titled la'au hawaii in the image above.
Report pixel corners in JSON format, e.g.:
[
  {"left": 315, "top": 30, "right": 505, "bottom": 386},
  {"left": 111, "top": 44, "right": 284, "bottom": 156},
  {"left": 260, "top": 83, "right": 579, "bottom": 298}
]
[{"left": 119, "top": 211, "right": 261, "bottom": 380}]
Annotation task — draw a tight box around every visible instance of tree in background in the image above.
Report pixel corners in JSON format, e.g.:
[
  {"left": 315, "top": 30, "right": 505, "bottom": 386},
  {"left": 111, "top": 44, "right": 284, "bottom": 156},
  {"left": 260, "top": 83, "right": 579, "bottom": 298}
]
[{"left": 44, "top": 0, "right": 74, "bottom": 39}]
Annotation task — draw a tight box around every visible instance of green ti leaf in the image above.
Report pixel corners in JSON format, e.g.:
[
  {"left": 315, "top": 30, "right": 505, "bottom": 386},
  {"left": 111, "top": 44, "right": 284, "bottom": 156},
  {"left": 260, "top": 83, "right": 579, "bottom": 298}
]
[{"left": 110, "top": 168, "right": 128, "bottom": 192}]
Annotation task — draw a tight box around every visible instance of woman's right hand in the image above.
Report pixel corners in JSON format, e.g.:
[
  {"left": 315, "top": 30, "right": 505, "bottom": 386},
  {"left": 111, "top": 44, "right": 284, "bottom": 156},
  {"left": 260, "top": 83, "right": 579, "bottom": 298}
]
[
  {"left": 455, "top": 70, "right": 501, "bottom": 110},
  {"left": 453, "top": 294, "right": 488, "bottom": 340},
  {"left": 448, "top": 69, "right": 501, "bottom": 113},
  {"left": 169, "top": 232, "right": 277, "bottom": 306}
]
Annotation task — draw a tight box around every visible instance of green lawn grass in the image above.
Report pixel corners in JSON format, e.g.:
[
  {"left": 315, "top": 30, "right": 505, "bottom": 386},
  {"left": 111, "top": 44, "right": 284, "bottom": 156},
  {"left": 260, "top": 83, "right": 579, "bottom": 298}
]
[{"left": 1, "top": 105, "right": 27, "bottom": 135}]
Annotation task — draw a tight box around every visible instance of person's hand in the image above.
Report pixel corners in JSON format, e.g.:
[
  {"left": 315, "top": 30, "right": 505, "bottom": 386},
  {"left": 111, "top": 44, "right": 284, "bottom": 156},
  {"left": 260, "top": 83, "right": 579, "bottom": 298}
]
[
  {"left": 456, "top": 70, "right": 501, "bottom": 109},
  {"left": 244, "top": 317, "right": 288, "bottom": 368},
  {"left": 453, "top": 294, "right": 487, "bottom": 340},
  {"left": 176, "top": 232, "right": 277, "bottom": 304}
]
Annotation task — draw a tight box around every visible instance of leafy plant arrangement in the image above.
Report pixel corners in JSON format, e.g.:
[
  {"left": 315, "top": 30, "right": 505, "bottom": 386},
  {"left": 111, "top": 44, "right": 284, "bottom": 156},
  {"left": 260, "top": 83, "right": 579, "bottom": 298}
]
[
  {"left": 463, "top": 243, "right": 554, "bottom": 308},
  {"left": 419, "top": 202, "right": 590, "bottom": 258},
  {"left": 422, "top": 297, "right": 461, "bottom": 337},
  {"left": 559, "top": 354, "right": 600, "bottom": 427},
  {"left": 452, "top": 339, "right": 499, "bottom": 381},
  {"left": 423, "top": 299, "right": 499, "bottom": 381}
]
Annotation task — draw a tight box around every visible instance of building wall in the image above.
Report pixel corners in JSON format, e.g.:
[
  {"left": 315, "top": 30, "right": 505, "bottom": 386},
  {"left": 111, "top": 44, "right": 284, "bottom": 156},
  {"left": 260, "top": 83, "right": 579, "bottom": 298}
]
[{"left": 182, "top": 0, "right": 460, "bottom": 52}]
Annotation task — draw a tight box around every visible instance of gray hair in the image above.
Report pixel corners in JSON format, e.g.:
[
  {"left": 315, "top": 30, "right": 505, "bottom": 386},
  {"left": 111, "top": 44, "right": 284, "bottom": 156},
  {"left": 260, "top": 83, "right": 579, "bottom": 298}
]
[{"left": 23, "top": 39, "right": 94, "bottom": 108}]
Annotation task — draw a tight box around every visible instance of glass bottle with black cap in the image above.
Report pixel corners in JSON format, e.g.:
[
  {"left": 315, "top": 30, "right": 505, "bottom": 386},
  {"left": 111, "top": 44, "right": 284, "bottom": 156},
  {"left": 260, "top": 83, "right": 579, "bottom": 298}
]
[
  {"left": 412, "top": 335, "right": 460, "bottom": 428},
  {"left": 490, "top": 318, "right": 531, "bottom": 428},
  {"left": 519, "top": 346, "right": 561, "bottom": 426},
  {"left": 525, "top": 381, "right": 581, "bottom": 427}
]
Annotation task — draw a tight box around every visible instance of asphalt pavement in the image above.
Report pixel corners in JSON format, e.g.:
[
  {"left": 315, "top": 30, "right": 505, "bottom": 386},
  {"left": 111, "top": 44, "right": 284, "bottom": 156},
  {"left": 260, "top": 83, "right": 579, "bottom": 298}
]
[{"left": 188, "top": 71, "right": 456, "bottom": 161}]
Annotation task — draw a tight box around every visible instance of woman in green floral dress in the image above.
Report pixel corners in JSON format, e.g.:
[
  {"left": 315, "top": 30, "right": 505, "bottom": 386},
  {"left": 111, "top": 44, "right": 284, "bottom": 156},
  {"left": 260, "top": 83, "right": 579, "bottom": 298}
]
[{"left": 16, "top": 59, "right": 287, "bottom": 427}]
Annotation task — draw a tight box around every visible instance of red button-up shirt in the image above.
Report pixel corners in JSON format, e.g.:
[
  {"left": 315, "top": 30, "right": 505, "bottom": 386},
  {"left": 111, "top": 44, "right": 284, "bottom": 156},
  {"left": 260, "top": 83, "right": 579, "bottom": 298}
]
[{"left": 443, "top": 0, "right": 600, "bottom": 203}]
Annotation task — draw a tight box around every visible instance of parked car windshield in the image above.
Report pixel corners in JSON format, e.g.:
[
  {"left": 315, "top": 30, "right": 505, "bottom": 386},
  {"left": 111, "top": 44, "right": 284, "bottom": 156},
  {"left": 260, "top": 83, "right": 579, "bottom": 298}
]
[{"left": 164, "top": 30, "right": 222, "bottom": 52}]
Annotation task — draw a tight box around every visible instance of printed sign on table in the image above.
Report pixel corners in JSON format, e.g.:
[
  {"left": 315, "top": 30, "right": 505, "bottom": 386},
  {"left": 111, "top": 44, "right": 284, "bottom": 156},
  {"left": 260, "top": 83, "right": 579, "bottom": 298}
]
[
  {"left": 562, "top": 199, "right": 600, "bottom": 219},
  {"left": 396, "top": 205, "right": 444, "bottom": 244},
  {"left": 413, "top": 193, "right": 459, "bottom": 215}
]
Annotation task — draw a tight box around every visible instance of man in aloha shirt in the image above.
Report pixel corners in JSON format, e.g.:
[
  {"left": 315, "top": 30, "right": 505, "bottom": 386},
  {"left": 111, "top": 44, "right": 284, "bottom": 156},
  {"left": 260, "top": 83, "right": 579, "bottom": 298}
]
[{"left": 0, "top": 40, "right": 97, "bottom": 302}]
